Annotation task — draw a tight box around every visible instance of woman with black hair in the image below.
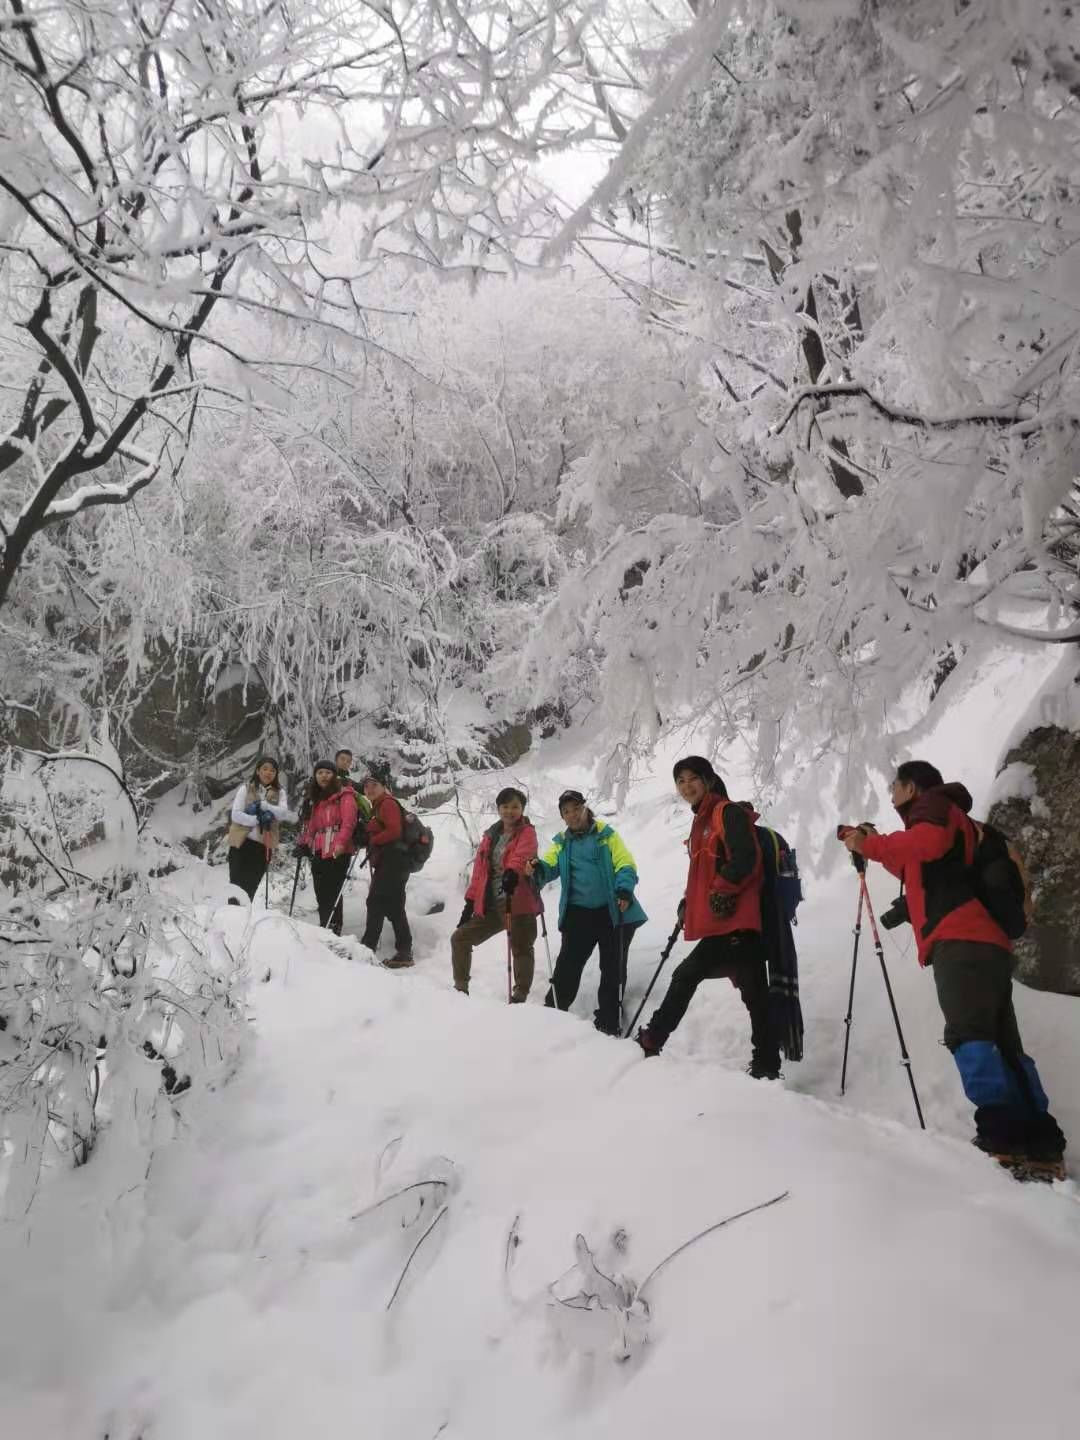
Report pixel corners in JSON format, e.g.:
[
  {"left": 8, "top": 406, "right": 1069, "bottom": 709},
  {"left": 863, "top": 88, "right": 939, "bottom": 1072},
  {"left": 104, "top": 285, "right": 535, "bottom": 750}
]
[
  {"left": 295, "top": 760, "right": 359, "bottom": 934},
  {"left": 635, "top": 756, "right": 776, "bottom": 1077},
  {"left": 227, "top": 755, "right": 290, "bottom": 901}
]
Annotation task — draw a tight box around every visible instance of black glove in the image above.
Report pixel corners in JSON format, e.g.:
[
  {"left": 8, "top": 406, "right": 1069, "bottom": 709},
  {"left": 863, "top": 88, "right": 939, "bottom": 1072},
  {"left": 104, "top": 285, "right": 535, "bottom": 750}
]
[
  {"left": 501, "top": 869, "right": 519, "bottom": 895},
  {"left": 353, "top": 820, "right": 369, "bottom": 847},
  {"left": 257, "top": 807, "right": 275, "bottom": 829},
  {"left": 677, "top": 896, "right": 687, "bottom": 924},
  {"left": 708, "top": 891, "right": 738, "bottom": 918},
  {"left": 294, "top": 842, "right": 311, "bottom": 860},
  {"left": 457, "top": 899, "right": 474, "bottom": 927}
]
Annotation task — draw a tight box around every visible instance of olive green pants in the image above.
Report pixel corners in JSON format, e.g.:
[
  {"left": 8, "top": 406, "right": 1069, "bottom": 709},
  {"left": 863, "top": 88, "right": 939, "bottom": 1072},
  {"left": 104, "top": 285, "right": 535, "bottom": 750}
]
[{"left": 451, "top": 902, "right": 537, "bottom": 1001}]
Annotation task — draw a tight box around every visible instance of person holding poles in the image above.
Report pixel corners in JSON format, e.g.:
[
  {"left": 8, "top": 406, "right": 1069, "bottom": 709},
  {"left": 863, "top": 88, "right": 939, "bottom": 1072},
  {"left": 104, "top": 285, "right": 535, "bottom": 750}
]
[
  {"left": 842, "top": 760, "right": 1066, "bottom": 1180},
  {"left": 360, "top": 773, "right": 414, "bottom": 968},
  {"left": 451, "top": 788, "right": 541, "bottom": 1002},
  {"left": 634, "top": 757, "right": 779, "bottom": 1079},
  {"left": 226, "top": 756, "right": 290, "bottom": 903},
  {"left": 295, "top": 761, "right": 358, "bottom": 934},
  {"left": 525, "top": 790, "right": 646, "bottom": 1036}
]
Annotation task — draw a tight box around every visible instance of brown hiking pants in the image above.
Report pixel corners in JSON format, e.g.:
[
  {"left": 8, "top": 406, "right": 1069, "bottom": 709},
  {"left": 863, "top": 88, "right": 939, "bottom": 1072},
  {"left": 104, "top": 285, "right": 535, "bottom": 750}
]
[{"left": 451, "top": 901, "right": 537, "bottom": 1000}]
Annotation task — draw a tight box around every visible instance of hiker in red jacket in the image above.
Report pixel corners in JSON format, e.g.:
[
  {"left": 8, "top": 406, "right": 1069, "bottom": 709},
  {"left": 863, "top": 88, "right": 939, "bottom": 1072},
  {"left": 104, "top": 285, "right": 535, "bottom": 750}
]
[
  {"left": 845, "top": 759, "right": 1066, "bottom": 1179},
  {"left": 295, "top": 761, "right": 358, "bottom": 935},
  {"left": 360, "top": 774, "right": 413, "bottom": 968},
  {"left": 451, "top": 787, "right": 542, "bottom": 1001},
  {"left": 635, "top": 756, "right": 779, "bottom": 1079}
]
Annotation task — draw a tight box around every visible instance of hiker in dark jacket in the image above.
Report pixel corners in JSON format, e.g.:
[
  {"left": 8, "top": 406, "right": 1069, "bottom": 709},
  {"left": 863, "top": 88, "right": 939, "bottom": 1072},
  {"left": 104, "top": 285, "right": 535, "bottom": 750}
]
[
  {"left": 451, "top": 788, "right": 542, "bottom": 1001},
  {"left": 360, "top": 775, "right": 413, "bottom": 968},
  {"left": 845, "top": 759, "right": 1066, "bottom": 1179},
  {"left": 525, "top": 789, "right": 647, "bottom": 1036},
  {"left": 636, "top": 757, "right": 778, "bottom": 1079}
]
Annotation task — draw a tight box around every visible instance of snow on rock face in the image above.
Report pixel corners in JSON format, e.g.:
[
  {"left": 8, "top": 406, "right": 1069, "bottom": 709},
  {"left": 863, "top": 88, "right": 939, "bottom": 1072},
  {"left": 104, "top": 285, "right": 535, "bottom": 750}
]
[
  {"left": 2, "top": 912, "right": 1079, "bottom": 1440},
  {"left": 991, "top": 724, "right": 1080, "bottom": 996}
]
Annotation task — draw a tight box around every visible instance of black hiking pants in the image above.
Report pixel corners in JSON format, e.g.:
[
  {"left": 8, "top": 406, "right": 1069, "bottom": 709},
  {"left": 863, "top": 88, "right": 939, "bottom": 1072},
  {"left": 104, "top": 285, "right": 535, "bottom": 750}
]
[
  {"left": 647, "top": 932, "right": 777, "bottom": 1067},
  {"left": 310, "top": 854, "right": 351, "bottom": 934},
  {"left": 544, "top": 905, "right": 636, "bottom": 1035},
  {"left": 362, "top": 850, "right": 413, "bottom": 958},
  {"left": 931, "top": 940, "right": 1065, "bottom": 1159},
  {"left": 228, "top": 839, "right": 269, "bottom": 901}
]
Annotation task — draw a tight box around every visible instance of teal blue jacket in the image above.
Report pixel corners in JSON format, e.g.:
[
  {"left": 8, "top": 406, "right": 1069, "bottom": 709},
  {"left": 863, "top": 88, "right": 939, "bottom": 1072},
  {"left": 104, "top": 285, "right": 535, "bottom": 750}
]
[{"left": 534, "top": 819, "right": 648, "bottom": 930}]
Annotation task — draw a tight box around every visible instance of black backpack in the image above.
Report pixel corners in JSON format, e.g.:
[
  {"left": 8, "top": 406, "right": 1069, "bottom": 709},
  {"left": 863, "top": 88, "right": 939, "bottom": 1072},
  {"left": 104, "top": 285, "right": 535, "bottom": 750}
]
[
  {"left": 973, "top": 822, "right": 1028, "bottom": 940},
  {"left": 394, "top": 799, "right": 435, "bottom": 873}
]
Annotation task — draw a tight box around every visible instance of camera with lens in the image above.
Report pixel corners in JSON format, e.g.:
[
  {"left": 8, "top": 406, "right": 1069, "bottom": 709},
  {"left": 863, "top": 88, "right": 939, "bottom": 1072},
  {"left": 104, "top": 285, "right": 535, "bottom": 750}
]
[{"left": 879, "top": 894, "right": 910, "bottom": 930}]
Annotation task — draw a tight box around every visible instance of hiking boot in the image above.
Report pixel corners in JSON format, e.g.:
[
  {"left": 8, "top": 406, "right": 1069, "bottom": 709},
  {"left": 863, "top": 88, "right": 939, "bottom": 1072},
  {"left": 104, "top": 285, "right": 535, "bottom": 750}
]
[
  {"left": 383, "top": 953, "right": 414, "bottom": 969},
  {"left": 509, "top": 994, "right": 527, "bottom": 1004},
  {"left": 1023, "top": 1156, "right": 1067, "bottom": 1183},
  {"left": 635, "top": 1027, "right": 662, "bottom": 1058},
  {"left": 747, "top": 1054, "right": 782, "bottom": 1081},
  {"left": 971, "top": 1136, "right": 1029, "bottom": 1177}
]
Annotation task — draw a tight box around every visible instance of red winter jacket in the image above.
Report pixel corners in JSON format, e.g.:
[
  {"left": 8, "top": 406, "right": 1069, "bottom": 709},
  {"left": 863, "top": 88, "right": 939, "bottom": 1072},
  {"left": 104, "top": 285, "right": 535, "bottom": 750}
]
[
  {"left": 683, "top": 791, "right": 764, "bottom": 941},
  {"left": 465, "top": 819, "right": 542, "bottom": 918},
  {"left": 860, "top": 782, "right": 1010, "bottom": 965},
  {"left": 366, "top": 793, "right": 404, "bottom": 866},
  {"left": 299, "top": 788, "right": 358, "bottom": 861}
]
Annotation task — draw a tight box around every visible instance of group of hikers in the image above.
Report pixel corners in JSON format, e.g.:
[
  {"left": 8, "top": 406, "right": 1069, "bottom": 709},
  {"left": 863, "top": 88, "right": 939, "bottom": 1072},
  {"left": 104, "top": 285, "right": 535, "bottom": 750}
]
[
  {"left": 224, "top": 749, "right": 1067, "bottom": 1184},
  {"left": 227, "top": 749, "right": 414, "bottom": 966}
]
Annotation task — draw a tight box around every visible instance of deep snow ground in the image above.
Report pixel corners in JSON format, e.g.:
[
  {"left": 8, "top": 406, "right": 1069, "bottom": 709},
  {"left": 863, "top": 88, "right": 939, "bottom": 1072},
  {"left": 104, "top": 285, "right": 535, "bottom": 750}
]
[
  {"left": 3, "top": 648, "right": 1080, "bottom": 1436},
  {"left": 2, "top": 898, "right": 1079, "bottom": 1439}
]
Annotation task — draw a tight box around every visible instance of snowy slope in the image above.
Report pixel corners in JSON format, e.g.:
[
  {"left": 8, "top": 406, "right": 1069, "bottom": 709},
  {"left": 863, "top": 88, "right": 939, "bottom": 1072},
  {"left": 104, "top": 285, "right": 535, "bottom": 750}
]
[
  {"left": 2, "top": 903, "right": 1078, "bottom": 1440},
  {"left": 3, "top": 650, "right": 1080, "bottom": 1437}
]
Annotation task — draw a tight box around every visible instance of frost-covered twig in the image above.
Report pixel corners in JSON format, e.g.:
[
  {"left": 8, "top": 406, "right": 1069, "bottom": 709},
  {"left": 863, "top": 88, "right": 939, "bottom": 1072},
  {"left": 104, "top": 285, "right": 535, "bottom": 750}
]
[
  {"left": 348, "top": 1179, "right": 450, "bottom": 1223},
  {"left": 386, "top": 1203, "right": 449, "bottom": 1311},
  {"left": 633, "top": 1190, "right": 790, "bottom": 1303}
]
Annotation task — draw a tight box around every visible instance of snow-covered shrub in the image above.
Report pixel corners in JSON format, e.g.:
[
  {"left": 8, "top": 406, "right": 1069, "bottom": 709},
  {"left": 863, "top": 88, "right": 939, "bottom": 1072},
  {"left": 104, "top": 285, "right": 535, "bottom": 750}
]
[{"left": 0, "top": 748, "right": 246, "bottom": 1215}]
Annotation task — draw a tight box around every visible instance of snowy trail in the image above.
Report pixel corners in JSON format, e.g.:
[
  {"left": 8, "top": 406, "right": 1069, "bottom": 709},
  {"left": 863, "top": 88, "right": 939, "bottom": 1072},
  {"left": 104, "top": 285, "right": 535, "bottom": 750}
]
[
  {"left": 3, "top": 899, "right": 1080, "bottom": 1439},
  {"left": 6, "top": 653, "right": 1080, "bottom": 1435}
]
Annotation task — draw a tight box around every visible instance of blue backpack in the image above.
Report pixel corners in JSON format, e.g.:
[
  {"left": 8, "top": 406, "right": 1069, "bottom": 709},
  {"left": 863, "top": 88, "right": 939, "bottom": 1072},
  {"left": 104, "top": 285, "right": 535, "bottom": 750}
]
[{"left": 756, "top": 825, "right": 803, "bottom": 924}]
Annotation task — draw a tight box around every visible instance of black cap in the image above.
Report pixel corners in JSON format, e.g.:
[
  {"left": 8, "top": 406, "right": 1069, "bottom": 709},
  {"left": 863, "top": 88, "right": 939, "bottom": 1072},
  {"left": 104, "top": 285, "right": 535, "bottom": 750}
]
[
  {"left": 314, "top": 758, "right": 337, "bottom": 774},
  {"left": 557, "top": 789, "right": 586, "bottom": 811}
]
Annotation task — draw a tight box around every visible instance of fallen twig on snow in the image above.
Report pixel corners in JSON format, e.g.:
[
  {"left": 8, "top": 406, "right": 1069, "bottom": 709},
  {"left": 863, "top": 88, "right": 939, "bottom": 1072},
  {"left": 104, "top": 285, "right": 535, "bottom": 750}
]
[
  {"left": 633, "top": 1189, "right": 790, "bottom": 1303},
  {"left": 387, "top": 1203, "right": 449, "bottom": 1311},
  {"left": 348, "top": 1178, "right": 449, "bottom": 1224}
]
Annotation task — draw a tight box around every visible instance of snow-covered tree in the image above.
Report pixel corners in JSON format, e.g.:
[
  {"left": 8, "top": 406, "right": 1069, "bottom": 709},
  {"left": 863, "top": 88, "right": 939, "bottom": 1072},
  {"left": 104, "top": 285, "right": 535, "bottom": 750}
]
[{"left": 527, "top": 0, "right": 1080, "bottom": 801}]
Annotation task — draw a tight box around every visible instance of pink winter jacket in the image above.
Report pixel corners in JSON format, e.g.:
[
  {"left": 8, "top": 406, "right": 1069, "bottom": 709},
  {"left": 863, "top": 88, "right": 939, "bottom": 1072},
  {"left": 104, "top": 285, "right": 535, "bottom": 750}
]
[{"left": 298, "top": 789, "right": 358, "bottom": 861}]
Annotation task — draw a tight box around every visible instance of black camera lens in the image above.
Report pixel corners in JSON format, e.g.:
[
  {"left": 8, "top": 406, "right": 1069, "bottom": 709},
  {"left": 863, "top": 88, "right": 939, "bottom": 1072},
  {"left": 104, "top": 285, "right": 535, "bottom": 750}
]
[{"left": 879, "top": 895, "right": 910, "bottom": 931}]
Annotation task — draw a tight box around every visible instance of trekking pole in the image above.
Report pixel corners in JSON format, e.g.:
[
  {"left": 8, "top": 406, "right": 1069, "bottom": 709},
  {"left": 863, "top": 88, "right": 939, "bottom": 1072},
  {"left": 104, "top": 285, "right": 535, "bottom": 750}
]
[
  {"left": 532, "top": 872, "right": 557, "bottom": 1003},
  {"left": 327, "top": 851, "right": 368, "bottom": 931},
  {"left": 859, "top": 869, "right": 926, "bottom": 1131},
  {"left": 506, "top": 907, "right": 513, "bottom": 1004},
  {"left": 623, "top": 914, "right": 683, "bottom": 1039},
  {"left": 839, "top": 876, "right": 864, "bottom": 1096},
  {"left": 617, "top": 913, "right": 629, "bottom": 1032},
  {"left": 537, "top": 904, "right": 554, "bottom": 982},
  {"left": 264, "top": 836, "right": 273, "bottom": 908},
  {"left": 287, "top": 853, "right": 304, "bottom": 918}
]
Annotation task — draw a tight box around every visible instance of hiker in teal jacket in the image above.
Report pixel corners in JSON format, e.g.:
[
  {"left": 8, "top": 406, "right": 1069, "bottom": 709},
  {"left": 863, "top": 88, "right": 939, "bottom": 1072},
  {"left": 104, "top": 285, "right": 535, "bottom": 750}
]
[{"left": 525, "top": 789, "right": 647, "bottom": 1035}]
